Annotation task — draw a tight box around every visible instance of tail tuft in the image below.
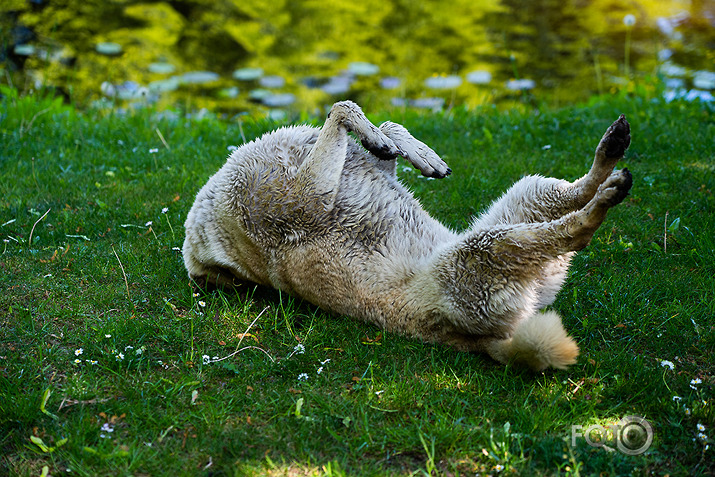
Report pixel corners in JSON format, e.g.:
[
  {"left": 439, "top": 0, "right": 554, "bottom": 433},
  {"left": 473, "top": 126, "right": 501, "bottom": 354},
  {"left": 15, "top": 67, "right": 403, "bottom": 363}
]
[
  {"left": 486, "top": 311, "right": 579, "bottom": 371},
  {"left": 511, "top": 310, "right": 579, "bottom": 371}
]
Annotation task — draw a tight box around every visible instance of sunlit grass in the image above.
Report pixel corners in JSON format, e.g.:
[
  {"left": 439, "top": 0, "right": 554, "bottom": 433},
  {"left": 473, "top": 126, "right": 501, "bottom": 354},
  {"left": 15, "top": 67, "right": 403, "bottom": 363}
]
[{"left": 1, "top": 87, "right": 713, "bottom": 475}]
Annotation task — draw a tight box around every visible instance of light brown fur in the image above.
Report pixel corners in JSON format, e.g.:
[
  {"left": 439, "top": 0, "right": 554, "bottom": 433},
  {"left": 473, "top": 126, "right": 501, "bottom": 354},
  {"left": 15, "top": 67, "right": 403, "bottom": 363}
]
[{"left": 183, "top": 101, "right": 632, "bottom": 371}]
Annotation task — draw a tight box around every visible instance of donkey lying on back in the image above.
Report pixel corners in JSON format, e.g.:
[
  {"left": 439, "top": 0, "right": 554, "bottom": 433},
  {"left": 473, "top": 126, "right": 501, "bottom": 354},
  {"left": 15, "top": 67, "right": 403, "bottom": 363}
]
[{"left": 183, "top": 101, "right": 632, "bottom": 371}]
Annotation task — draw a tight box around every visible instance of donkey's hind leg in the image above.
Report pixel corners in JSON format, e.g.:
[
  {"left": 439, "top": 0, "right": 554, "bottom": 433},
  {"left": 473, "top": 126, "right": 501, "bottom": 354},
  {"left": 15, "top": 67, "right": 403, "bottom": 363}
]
[
  {"left": 474, "top": 115, "right": 631, "bottom": 228},
  {"left": 294, "top": 100, "right": 402, "bottom": 206},
  {"left": 379, "top": 121, "right": 451, "bottom": 178}
]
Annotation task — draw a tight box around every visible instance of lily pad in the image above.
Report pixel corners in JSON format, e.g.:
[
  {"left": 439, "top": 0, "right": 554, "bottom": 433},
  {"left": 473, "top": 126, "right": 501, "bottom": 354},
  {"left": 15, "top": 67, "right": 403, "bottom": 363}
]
[
  {"left": 348, "top": 62, "right": 379, "bottom": 76},
  {"left": 178, "top": 71, "right": 220, "bottom": 84},
  {"left": 380, "top": 77, "right": 401, "bottom": 89},
  {"left": 259, "top": 75, "right": 286, "bottom": 88},
  {"left": 248, "top": 89, "right": 272, "bottom": 101},
  {"left": 233, "top": 67, "right": 264, "bottom": 81},
  {"left": 412, "top": 97, "right": 445, "bottom": 110},
  {"left": 693, "top": 71, "right": 715, "bottom": 90},
  {"left": 96, "top": 42, "right": 122, "bottom": 56},
  {"left": 262, "top": 93, "right": 295, "bottom": 107},
  {"left": 425, "top": 75, "right": 462, "bottom": 89},
  {"left": 267, "top": 109, "right": 287, "bottom": 121},
  {"left": 466, "top": 70, "right": 492, "bottom": 84},
  {"left": 321, "top": 76, "right": 353, "bottom": 95},
  {"left": 149, "top": 78, "right": 180, "bottom": 93},
  {"left": 217, "top": 87, "right": 240, "bottom": 98},
  {"left": 506, "top": 79, "right": 535, "bottom": 90},
  {"left": 148, "top": 62, "right": 176, "bottom": 74},
  {"left": 13, "top": 44, "right": 35, "bottom": 56}
]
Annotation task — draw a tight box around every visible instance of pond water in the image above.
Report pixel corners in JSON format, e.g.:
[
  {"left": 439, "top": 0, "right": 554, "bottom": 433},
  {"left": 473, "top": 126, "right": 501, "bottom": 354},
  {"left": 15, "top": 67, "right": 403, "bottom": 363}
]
[{"left": 2, "top": 0, "right": 714, "bottom": 116}]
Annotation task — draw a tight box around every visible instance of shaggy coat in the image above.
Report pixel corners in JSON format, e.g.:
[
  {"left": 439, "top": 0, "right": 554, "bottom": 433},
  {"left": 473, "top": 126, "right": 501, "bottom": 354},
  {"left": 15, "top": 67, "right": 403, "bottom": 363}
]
[{"left": 183, "top": 101, "right": 632, "bottom": 371}]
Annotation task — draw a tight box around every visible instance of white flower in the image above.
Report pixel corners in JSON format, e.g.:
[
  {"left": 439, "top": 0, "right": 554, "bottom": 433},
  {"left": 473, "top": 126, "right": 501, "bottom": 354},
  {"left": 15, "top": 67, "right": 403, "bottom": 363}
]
[
  {"left": 145, "top": 221, "right": 152, "bottom": 227},
  {"left": 698, "top": 432, "right": 708, "bottom": 441},
  {"left": 198, "top": 301, "right": 206, "bottom": 307},
  {"left": 660, "top": 360, "right": 675, "bottom": 370},
  {"left": 321, "top": 358, "right": 331, "bottom": 365},
  {"left": 691, "top": 378, "right": 702, "bottom": 390},
  {"left": 227, "top": 145, "right": 238, "bottom": 152},
  {"left": 100, "top": 423, "right": 114, "bottom": 433},
  {"left": 685, "top": 408, "right": 692, "bottom": 416},
  {"left": 623, "top": 14, "right": 636, "bottom": 27},
  {"left": 542, "top": 144, "right": 551, "bottom": 150},
  {"left": 116, "top": 352, "right": 124, "bottom": 361},
  {"left": 74, "top": 359, "right": 81, "bottom": 364},
  {"left": 672, "top": 396, "right": 682, "bottom": 401},
  {"left": 105, "top": 334, "right": 111, "bottom": 338},
  {"left": 89, "top": 360, "right": 98, "bottom": 365},
  {"left": 125, "top": 345, "right": 133, "bottom": 351},
  {"left": 293, "top": 344, "right": 305, "bottom": 355},
  {"left": 494, "top": 464, "right": 504, "bottom": 472},
  {"left": 202, "top": 355, "right": 211, "bottom": 365},
  {"left": 298, "top": 373, "right": 309, "bottom": 381},
  {"left": 161, "top": 207, "right": 168, "bottom": 214},
  {"left": 193, "top": 293, "right": 200, "bottom": 298},
  {"left": 317, "top": 367, "right": 324, "bottom": 375},
  {"left": 149, "top": 148, "right": 159, "bottom": 154},
  {"left": 75, "top": 348, "right": 84, "bottom": 356},
  {"left": 698, "top": 423, "right": 706, "bottom": 432}
]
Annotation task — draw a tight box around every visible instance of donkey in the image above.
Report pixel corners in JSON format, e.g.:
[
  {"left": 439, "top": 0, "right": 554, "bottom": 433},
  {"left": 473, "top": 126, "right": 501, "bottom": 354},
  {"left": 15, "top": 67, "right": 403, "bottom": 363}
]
[{"left": 183, "top": 101, "right": 632, "bottom": 371}]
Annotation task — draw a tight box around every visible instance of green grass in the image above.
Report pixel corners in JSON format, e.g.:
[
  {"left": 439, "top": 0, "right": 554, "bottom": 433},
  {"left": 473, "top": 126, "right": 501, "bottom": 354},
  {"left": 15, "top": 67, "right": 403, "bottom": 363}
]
[{"left": 1, "top": 86, "right": 713, "bottom": 476}]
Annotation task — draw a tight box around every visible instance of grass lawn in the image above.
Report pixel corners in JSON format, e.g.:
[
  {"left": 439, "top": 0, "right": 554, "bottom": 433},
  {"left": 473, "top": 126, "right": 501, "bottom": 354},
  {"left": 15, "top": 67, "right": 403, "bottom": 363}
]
[{"left": 1, "top": 86, "right": 713, "bottom": 476}]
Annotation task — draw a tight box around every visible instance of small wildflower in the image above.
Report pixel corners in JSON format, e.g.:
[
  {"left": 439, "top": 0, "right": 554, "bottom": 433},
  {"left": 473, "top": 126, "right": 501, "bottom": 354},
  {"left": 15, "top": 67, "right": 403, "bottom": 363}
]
[
  {"left": 198, "top": 300, "right": 206, "bottom": 307},
  {"left": 75, "top": 348, "right": 84, "bottom": 356},
  {"left": 672, "top": 395, "right": 682, "bottom": 402},
  {"left": 321, "top": 358, "right": 331, "bottom": 365},
  {"left": 90, "top": 360, "right": 98, "bottom": 365},
  {"left": 161, "top": 207, "right": 169, "bottom": 214},
  {"left": 298, "top": 373, "right": 309, "bottom": 381},
  {"left": 149, "top": 148, "right": 159, "bottom": 154},
  {"left": 685, "top": 408, "right": 692, "bottom": 416},
  {"left": 202, "top": 355, "right": 211, "bottom": 365},
  {"left": 660, "top": 360, "right": 675, "bottom": 370},
  {"left": 691, "top": 378, "right": 702, "bottom": 390},
  {"left": 495, "top": 464, "right": 505, "bottom": 472},
  {"left": 292, "top": 344, "right": 305, "bottom": 355},
  {"left": 172, "top": 247, "right": 181, "bottom": 252},
  {"left": 145, "top": 221, "right": 153, "bottom": 227},
  {"left": 698, "top": 423, "right": 706, "bottom": 432},
  {"left": 623, "top": 14, "right": 636, "bottom": 27},
  {"left": 317, "top": 367, "right": 324, "bottom": 375},
  {"left": 227, "top": 145, "right": 238, "bottom": 152},
  {"left": 125, "top": 345, "right": 134, "bottom": 351},
  {"left": 116, "top": 352, "right": 124, "bottom": 361},
  {"left": 542, "top": 144, "right": 551, "bottom": 150},
  {"left": 74, "top": 358, "right": 81, "bottom": 364},
  {"left": 105, "top": 334, "right": 111, "bottom": 338},
  {"left": 192, "top": 292, "right": 200, "bottom": 298},
  {"left": 698, "top": 432, "right": 708, "bottom": 441}
]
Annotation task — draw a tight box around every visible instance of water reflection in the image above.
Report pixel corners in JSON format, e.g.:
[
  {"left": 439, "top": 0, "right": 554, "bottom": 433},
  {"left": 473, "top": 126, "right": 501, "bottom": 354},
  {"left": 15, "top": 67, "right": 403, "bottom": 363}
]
[{"left": 1, "top": 0, "right": 713, "bottom": 115}]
